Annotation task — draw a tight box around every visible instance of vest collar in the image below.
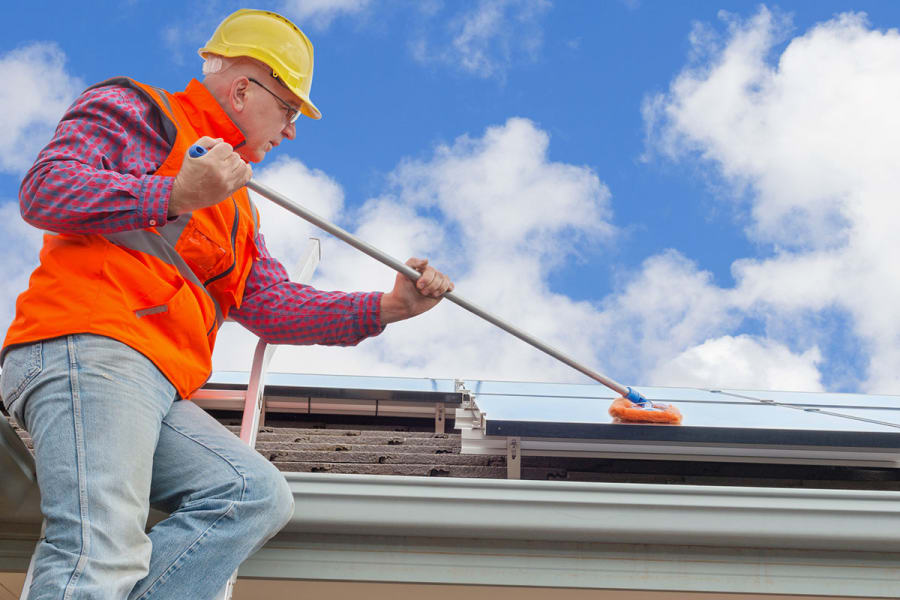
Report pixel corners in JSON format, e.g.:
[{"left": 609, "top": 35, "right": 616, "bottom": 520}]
[{"left": 174, "top": 79, "right": 246, "bottom": 150}]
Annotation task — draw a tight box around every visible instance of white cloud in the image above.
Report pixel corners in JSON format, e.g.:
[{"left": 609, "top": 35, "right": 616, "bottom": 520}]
[
  {"left": 213, "top": 1, "right": 551, "bottom": 80},
  {"left": 0, "top": 43, "right": 84, "bottom": 174},
  {"left": 0, "top": 42, "right": 81, "bottom": 338},
  {"left": 280, "top": 0, "right": 373, "bottom": 30},
  {"left": 0, "top": 201, "right": 44, "bottom": 335},
  {"left": 390, "top": 117, "right": 613, "bottom": 262},
  {"left": 645, "top": 7, "right": 900, "bottom": 393},
  {"left": 590, "top": 251, "right": 738, "bottom": 383},
  {"left": 412, "top": 0, "right": 552, "bottom": 79},
  {"left": 650, "top": 335, "right": 824, "bottom": 392},
  {"left": 214, "top": 110, "right": 838, "bottom": 397},
  {"left": 214, "top": 117, "right": 619, "bottom": 383}
]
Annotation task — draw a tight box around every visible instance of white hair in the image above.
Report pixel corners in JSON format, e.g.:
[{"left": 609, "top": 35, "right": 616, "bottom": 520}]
[{"left": 201, "top": 54, "right": 237, "bottom": 76}]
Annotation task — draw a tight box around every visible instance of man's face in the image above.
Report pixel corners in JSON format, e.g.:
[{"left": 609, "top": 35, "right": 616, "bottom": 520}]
[{"left": 235, "top": 75, "right": 300, "bottom": 163}]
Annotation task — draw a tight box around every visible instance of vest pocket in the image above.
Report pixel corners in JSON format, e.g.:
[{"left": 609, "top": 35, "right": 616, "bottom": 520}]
[
  {"left": 175, "top": 219, "right": 233, "bottom": 283},
  {"left": 131, "top": 281, "right": 214, "bottom": 342}
]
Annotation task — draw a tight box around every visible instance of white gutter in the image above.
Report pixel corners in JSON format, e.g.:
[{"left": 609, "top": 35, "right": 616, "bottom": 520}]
[
  {"left": 282, "top": 472, "right": 900, "bottom": 552},
  {"left": 5, "top": 471, "right": 898, "bottom": 551},
  {"left": 4, "top": 472, "right": 899, "bottom": 595}
]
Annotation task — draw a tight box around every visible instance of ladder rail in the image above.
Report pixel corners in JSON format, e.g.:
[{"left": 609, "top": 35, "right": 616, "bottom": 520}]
[{"left": 216, "top": 238, "right": 321, "bottom": 600}]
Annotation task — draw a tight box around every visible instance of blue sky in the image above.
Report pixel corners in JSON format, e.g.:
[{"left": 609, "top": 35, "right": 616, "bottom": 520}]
[{"left": 2, "top": 1, "right": 900, "bottom": 396}]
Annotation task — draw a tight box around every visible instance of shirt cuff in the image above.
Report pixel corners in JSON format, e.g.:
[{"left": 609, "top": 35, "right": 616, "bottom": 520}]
[
  {"left": 140, "top": 174, "right": 174, "bottom": 228},
  {"left": 360, "top": 291, "right": 386, "bottom": 338}
]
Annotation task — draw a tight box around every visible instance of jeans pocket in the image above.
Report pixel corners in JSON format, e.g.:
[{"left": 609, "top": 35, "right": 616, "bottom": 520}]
[{"left": 0, "top": 341, "right": 43, "bottom": 425}]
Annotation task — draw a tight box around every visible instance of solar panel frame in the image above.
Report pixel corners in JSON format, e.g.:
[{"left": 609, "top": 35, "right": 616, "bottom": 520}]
[
  {"left": 207, "top": 371, "right": 465, "bottom": 405},
  {"left": 457, "top": 379, "right": 900, "bottom": 472}
]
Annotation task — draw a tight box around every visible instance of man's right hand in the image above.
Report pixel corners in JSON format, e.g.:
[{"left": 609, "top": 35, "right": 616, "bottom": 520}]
[{"left": 168, "top": 137, "right": 253, "bottom": 218}]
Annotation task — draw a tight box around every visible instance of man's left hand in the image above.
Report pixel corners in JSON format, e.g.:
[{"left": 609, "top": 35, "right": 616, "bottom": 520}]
[{"left": 380, "top": 257, "right": 454, "bottom": 324}]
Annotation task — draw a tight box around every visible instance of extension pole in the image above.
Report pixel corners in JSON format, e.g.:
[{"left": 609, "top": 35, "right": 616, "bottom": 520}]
[
  {"left": 189, "top": 139, "right": 645, "bottom": 404},
  {"left": 245, "top": 177, "right": 647, "bottom": 404}
]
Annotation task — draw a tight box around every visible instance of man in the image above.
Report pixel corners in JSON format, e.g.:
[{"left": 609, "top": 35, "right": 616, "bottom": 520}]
[{"left": 0, "top": 9, "right": 453, "bottom": 599}]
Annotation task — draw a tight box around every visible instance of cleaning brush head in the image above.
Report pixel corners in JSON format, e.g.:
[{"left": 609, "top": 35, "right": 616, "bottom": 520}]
[{"left": 609, "top": 396, "right": 683, "bottom": 425}]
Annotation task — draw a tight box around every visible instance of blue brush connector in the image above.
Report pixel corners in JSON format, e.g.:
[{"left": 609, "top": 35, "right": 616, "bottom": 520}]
[
  {"left": 189, "top": 144, "right": 207, "bottom": 158},
  {"left": 625, "top": 387, "right": 650, "bottom": 407}
]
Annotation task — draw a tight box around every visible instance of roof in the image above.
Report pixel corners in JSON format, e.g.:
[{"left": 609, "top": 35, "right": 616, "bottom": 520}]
[
  {"left": 10, "top": 372, "right": 900, "bottom": 488},
  {"left": 4, "top": 372, "right": 900, "bottom": 598},
  {"left": 9, "top": 415, "right": 900, "bottom": 490}
]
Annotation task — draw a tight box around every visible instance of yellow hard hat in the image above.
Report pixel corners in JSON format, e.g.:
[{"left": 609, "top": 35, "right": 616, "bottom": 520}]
[{"left": 199, "top": 8, "right": 322, "bottom": 120}]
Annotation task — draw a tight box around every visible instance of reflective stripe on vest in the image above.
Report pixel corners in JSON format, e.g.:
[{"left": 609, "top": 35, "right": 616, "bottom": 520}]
[{"left": 104, "top": 227, "right": 225, "bottom": 335}]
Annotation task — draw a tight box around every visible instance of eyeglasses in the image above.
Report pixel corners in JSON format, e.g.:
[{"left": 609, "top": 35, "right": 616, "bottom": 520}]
[{"left": 247, "top": 77, "right": 302, "bottom": 124}]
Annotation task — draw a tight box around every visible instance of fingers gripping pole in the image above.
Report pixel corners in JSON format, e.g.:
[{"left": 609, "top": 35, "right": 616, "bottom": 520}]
[{"left": 188, "top": 145, "right": 647, "bottom": 404}]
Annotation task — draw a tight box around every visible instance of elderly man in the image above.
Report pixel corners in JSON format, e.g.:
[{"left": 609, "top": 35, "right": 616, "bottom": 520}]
[{"left": 0, "top": 9, "right": 452, "bottom": 599}]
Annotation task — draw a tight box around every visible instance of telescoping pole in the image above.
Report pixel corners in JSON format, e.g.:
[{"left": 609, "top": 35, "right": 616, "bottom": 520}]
[{"left": 188, "top": 144, "right": 650, "bottom": 406}]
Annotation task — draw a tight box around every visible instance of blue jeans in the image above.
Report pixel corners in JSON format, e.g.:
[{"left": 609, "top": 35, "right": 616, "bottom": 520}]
[{"left": 1, "top": 334, "right": 294, "bottom": 600}]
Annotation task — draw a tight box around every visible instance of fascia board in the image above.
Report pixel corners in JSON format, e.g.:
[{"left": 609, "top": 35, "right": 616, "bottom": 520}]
[
  {"left": 283, "top": 472, "right": 900, "bottom": 552},
  {"left": 240, "top": 533, "right": 900, "bottom": 596}
]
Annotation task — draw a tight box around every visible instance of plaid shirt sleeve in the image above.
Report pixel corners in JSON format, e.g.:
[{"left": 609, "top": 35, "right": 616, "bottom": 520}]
[
  {"left": 230, "top": 232, "right": 385, "bottom": 346},
  {"left": 19, "top": 85, "right": 173, "bottom": 233},
  {"left": 20, "top": 83, "right": 385, "bottom": 346}
]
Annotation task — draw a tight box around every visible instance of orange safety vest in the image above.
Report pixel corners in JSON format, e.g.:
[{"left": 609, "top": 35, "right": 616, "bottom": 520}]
[{"left": 3, "top": 78, "right": 259, "bottom": 398}]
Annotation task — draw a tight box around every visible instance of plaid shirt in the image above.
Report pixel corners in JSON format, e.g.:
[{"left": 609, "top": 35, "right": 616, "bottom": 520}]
[{"left": 19, "top": 84, "right": 383, "bottom": 346}]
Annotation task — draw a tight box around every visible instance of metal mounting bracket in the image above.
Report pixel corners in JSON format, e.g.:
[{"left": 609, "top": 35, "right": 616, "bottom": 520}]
[
  {"left": 507, "top": 437, "right": 522, "bottom": 480},
  {"left": 435, "top": 403, "right": 445, "bottom": 434},
  {"left": 455, "top": 379, "right": 478, "bottom": 410}
]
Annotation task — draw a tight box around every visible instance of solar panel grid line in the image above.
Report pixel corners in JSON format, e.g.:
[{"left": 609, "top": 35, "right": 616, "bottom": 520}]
[
  {"left": 473, "top": 392, "right": 759, "bottom": 406},
  {"left": 467, "top": 380, "right": 900, "bottom": 409},
  {"left": 713, "top": 387, "right": 900, "bottom": 408},
  {"left": 712, "top": 390, "right": 900, "bottom": 430}
]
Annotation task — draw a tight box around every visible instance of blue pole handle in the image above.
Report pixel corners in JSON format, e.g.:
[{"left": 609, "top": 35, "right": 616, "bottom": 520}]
[{"left": 188, "top": 144, "right": 207, "bottom": 158}]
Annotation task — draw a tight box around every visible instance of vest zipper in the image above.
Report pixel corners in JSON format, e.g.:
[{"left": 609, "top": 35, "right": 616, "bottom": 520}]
[{"left": 203, "top": 197, "right": 240, "bottom": 288}]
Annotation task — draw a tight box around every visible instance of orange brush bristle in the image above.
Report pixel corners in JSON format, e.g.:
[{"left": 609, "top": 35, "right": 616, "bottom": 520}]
[{"left": 609, "top": 396, "right": 683, "bottom": 425}]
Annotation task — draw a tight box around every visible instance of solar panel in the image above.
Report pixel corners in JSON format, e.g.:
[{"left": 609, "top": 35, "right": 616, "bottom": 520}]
[
  {"left": 208, "top": 371, "right": 462, "bottom": 401},
  {"left": 456, "top": 381, "right": 900, "bottom": 476},
  {"left": 191, "top": 372, "right": 900, "bottom": 477},
  {"left": 194, "top": 371, "right": 464, "bottom": 427}
]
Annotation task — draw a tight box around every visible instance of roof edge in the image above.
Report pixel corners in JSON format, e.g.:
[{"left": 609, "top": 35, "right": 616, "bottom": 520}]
[{"left": 283, "top": 472, "right": 900, "bottom": 552}]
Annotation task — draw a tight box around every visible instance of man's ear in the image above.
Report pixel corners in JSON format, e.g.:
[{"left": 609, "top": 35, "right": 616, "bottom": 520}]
[{"left": 230, "top": 77, "right": 250, "bottom": 113}]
